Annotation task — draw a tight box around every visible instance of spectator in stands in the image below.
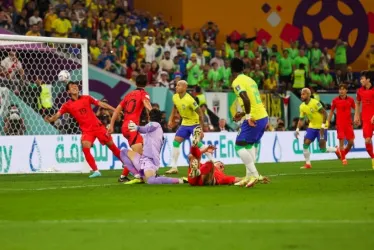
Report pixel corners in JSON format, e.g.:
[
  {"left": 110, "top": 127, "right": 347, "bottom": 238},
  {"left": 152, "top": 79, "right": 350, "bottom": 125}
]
[
  {"left": 334, "top": 69, "right": 345, "bottom": 86},
  {"left": 309, "top": 66, "right": 322, "bottom": 90},
  {"left": 186, "top": 53, "right": 200, "bottom": 87},
  {"left": 89, "top": 39, "right": 101, "bottom": 65},
  {"left": 310, "top": 42, "right": 322, "bottom": 70},
  {"left": 321, "top": 47, "right": 332, "bottom": 70},
  {"left": 0, "top": 51, "right": 25, "bottom": 83},
  {"left": 293, "top": 49, "right": 310, "bottom": 75},
  {"left": 346, "top": 66, "right": 359, "bottom": 89},
  {"left": 196, "top": 47, "right": 205, "bottom": 66},
  {"left": 250, "top": 64, "right": 265, "bottom": 87},
  {"left": 221, "top": 59, "right": 231, "bottom": 89},
  {"left": 320, "top": 67, "right": 334, "bottom": 89},
  {"left": 144, "top": 37, "right": 155, "bottom": 63},
  {"left": 258, "top": 39, "right": 270, "bottom": 64},
  {"left": 208, "top": 62, "right": 222, "bottom": 91},
  {"left": 3, "top": 104, "right": 26, "bottom": 136},
  {"left": 0, "top": 6, "right": 12, "bottom": 29},
  {"left": 160, "top": 51, "right": 174, "bottom": 75},
  {"left": 201, "top": 21, "right": 219, "bottom": 43},
  {"left": 97, "top": 46, "right": 116, "bottom": 71},
  {"left": 292, "top": 63, "right": 306, "bottom": 95},
  {"left": 210, "top": 50, "right": 224, "bottom": 68},
  {"left": 152, "top": 103, "right": 160, "bottom": 110},
  {"left": 14, "top": 9, "right": 28, "bottom": 35},
  {"left": 279, "top": 50, "right": 293, "bottom": 91},
  {"left": 268, "top": 55, "right": 279, "bottom": 79},
  {"left": 35, "top": 76, "right": 53, "bottom": 117},
  {"left": 275, "top": 118, "right": 286, "bottom": 131},
  {"left": 334, "top": 39, "right": 348, "bottom": 74},
  {"left": 194, "top": 85, "right": 206, "bottom": 106},
  {"left": 157, "top": 71, "right": 169, "bottom": 87},
  {"left": 200, "top": 104, "right": 213, "bottom": 132},
  {"left": 263, "top": 75, "right": 277, "bottom": 91},
  {"left": 160, "top": 111, "right": 169, "bottom": 132},
  {"left": 29, "top": 9, "right": 42, "bottom": 26},
  {"left": 218, "top": 118, "right": 228, "bottom": 132},
  {"left": 51, "top": 9, "right": 71, "bottom": 38},
  {"left": 169, "top": 72, "right": 181, "bottom": 92},
  {"left": 25, "top": 23, "right": 41, "bottom": 36}
]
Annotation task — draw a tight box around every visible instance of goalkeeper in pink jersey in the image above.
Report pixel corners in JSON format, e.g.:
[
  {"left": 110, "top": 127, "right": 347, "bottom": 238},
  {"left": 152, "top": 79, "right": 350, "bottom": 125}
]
[{"left": 120, "top": 109, "right": 186, "bottom": 185}]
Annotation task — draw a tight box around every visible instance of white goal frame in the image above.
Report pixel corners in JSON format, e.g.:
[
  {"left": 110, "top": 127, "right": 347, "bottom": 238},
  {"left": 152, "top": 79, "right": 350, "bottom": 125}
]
[{"left": 0, "top": 35, "right": 89, "bottom": 95}]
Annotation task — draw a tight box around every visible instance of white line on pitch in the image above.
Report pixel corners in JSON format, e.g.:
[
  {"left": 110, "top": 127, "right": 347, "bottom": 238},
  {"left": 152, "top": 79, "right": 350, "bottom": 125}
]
[
  {"left": 0, "top": 219, "right": 373, "bottom": 225},
  {"left": 0, "top": 169, "right": 372, "bottom": 192}
]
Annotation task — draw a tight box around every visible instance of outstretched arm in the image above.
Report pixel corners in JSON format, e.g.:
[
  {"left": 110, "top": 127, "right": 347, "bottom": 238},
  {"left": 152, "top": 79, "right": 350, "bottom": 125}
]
[
  {"left": 45, "top": 112, "right": 62, "bottom": 123},
  {"left": 98, "top": 101, "right": 116, "bottom": 112},
  {"left": 108, "top": 105, "right": 123, "bottom": 133},
  {"left": 137, "top": 122, "right": 161, "bottom": 134}
]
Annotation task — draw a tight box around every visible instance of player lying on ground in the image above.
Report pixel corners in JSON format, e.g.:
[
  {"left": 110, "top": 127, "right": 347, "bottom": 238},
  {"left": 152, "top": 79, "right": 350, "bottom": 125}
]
[
  {"left": 229, "top": 58, "right": 269, "bottom": 188},
  {"left": 120, "top": 108, "right": 186, "bottom": 185},
  {"left": 354, "top": 70, "right": 374, "bottom": 169},
  {"left": 45, "top": 81, "right": 122, "bottom": 178},
  {"left": 295, "top": 88, "right": 339, "bottom": 169},
  {"left": 166, "top": 80, "right": 215, "bottom": 175},
  {"left": 327, "top": 84, "right": 355, "bottom": 165},
  {"left": 109, "top": 74, "right": 152, "bottom": 182},
  {"left": 187, "top": 127, "right": 243, "bottom": 186}
]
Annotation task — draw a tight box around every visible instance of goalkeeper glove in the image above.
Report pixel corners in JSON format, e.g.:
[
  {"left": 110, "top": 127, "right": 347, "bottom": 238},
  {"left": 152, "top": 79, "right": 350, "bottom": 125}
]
[{"left": 128, "top": 120, "right": 138, "bottom": 132}]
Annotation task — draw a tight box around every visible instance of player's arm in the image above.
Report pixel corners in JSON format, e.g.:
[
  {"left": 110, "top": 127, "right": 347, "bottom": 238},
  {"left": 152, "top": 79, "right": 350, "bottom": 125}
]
[
  {"left": 295, "top": 106, "right": 304, "bottom": 138},
  {"left": 143, "top": 97, "right": 152, "bottom": 111},
  {"left": 194, "top": 106, "right": 204, "bottom": 129},
  {"left": 131, "top": 121, "right": 161, "bottom": 134},
  {"left": 108, "top": 104, "right": 123, "bottom": 133},
  {"left": 168, "top": 105, "right": 177, "bottom": 128},
  {"left": 98, "top": 101, "right": 116, "bottom": 112},
  {"left": 45, "top": 111, "right": 62, "bottom": 123},
  {"left": 354, "top": 95, "right": 361, "bottom": 125},
  {"left": 326, "top": 101, "right": 336, "bottom": 128}
]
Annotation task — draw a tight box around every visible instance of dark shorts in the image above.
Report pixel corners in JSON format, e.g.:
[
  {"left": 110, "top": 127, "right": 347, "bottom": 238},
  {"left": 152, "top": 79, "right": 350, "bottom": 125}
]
[
  {"left": 236, "top": 117, "right": 268, "bottom": 144},
  {"left": 175, "top": 124, "right": 199, "bottom": 140},
  {"left": 304, "top": 128, "right": 328, "bottom": 142}
]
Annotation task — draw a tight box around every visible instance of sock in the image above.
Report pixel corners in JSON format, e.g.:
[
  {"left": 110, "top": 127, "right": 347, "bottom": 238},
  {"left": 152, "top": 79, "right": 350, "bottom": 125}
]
[
  {"left": 119, "top": 149, "right": 140, "bottom": 175},
  {"left": 121, "top": 168, "right": 130, "bottom": 177},
  {"left": 365, "top": 143, "right": 374, "bottom": 158},
  {"left": 237, "top": 147, "right": 258, "bottom": 177},
  {"left": 303, "top": 147, "right": 311, "bottom": 165},
  {"left": 344, "top": 148, "right": 350, "bottom": 156},
  {"left": 340, "top": 148, "right": 346, "bottom": 160},
  {"left": 171, "top": 141, "right": 181, "bottom": 168},
  {"left": 247, "top": 146, "right": 256, "bottom": 163},
  {"left": 147, "top": 176, "right": 180, "bottom": 184},
  {"left": 326, "top": 147, "right": 337, "bottom": 153},
  {"left": 82, "top": 147, "right": 98, "bottom": 171}
]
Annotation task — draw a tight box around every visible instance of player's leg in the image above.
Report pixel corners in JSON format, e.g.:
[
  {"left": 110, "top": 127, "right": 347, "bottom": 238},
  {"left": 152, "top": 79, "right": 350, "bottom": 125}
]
[
  {"left": 302, "top": 128, "right": 316, "bottom": 169},
  {"left": 144, "top": 169, "right": 185, "bottom": 184},
  {"left": 166, "top": 126, "right": 187, "bottom": 174},
  {"left": 362, "top": 122, "right": 374, "bottom": 169},
  {"left": 192, "top": 125, "right": 215, "bottom": 162},
  {"left": 318, "top": 129, "right": 338, "bottom": 154},
  {"left": 81, "top": 134, "right": 101, "bottom": 178},
  {"left": 120, "top": 148, "right": 146, "bottom": 184},
  {"left": 119, "top": 128, "right": 143, "bottom": 181}
]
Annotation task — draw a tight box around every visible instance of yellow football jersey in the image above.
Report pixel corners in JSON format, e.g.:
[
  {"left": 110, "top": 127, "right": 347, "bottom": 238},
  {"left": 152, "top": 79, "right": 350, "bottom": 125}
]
[
  {"left": 299, "top": 98, "right": 324, "bottom": 129},
  {"left": 173, "top": 93, "right": 200, "bottom": 126},
  {"left": 232, "top": 74, "right": 268, "bottom": 120}
]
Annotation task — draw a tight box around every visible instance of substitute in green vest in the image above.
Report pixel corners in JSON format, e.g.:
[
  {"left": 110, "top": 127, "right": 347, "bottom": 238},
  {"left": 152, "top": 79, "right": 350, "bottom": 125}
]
[
  {"left": 334, "top": 39, "right": 348, "bottom": 74},
  {"left": 36, "top": 77, "right": 53, "bottom": 116},
  {"left": 194, "top": 86, "right": 207, "bottom": 107},
  {"left": 293, "top": 63, "right": 306, "bottom": 91}
]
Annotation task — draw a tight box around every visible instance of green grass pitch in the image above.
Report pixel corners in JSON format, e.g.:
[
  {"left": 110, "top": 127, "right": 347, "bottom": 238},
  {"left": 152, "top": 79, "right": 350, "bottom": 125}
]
[{"left": 0, "top": 159, "right": 374, "bottom": 250}]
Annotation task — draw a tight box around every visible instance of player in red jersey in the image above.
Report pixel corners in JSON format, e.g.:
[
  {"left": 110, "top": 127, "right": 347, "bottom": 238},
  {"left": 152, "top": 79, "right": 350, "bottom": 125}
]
[
  {"left": 45, "top": 82, "right": 122, "bottom": 178},
  {"left": 109, "top": 74, "right": 152, "bottom": 182},
  {"left": 327, "top": 84, "right": 355, "bottom": 165},
  {"left": 354, "top": 71, "right": 374, "bottom": 169},
  {"left": 187, "top": 127, "right": 243, "bottom": 186}
]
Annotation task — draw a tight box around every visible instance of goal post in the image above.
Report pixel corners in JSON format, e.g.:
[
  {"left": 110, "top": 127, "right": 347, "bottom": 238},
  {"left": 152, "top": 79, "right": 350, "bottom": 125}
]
[{"left": 0, "top": 35, "right": 90, "bottom": 174}]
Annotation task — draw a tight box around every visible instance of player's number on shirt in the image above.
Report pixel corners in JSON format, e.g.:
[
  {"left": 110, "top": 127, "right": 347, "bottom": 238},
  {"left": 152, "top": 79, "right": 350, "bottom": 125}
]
[
  {"left": 79, "top": 108, "right": 87, "bottom": 115},
  {"left": 124, "top": 99, "right": 136, "bottom": 114}
]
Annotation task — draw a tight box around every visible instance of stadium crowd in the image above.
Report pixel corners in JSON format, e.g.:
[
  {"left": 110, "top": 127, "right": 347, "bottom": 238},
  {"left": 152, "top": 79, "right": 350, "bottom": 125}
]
[{"left": 1, "top": 0, "right": 373, "bottom": 135}]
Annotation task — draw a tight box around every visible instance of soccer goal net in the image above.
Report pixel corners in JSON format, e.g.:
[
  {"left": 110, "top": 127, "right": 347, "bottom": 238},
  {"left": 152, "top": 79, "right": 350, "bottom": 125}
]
[{"left": 0, "top": 35, "right": 89, "bottom": 174}]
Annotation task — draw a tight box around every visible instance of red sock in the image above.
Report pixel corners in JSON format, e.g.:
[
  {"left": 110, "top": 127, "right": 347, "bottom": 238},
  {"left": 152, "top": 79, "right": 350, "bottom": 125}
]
[
  {"left": 82, "top": 147, "right": 98, "bottom": 171},
  {"left": 122, "top": 167, "right": 129, "bottom": 176},
  {"left": 340, "top": 148, "right": 346, "bottom": 160},
  {"left": 108, "top": 143, "right": 121, "bottom": 159},
  {"left": 365, "top": 143, "right": 374, "bottom": 158},
  {"left": 344, "top": 148, "right": 350, "bottom": 156}
]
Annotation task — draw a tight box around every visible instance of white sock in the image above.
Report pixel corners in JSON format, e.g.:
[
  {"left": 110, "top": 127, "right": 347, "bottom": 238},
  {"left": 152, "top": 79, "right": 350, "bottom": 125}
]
[
  {"left": 247, "top": 147, "right": 259, "bottom": 177},
  {"left": 326, "top": 147, "right": 337, "bottom": 153},
  {"left": 171, "top": 146, "right": 180, "bottom": 168},
  {"left": 238, "top": 148, "right": 259, "bottom": 178},
  {"left": 303, "top": 148, "right": 311, "bottom": 164},
  {"left": 205, "top": 152, "right": 214, "bottom": 162}
]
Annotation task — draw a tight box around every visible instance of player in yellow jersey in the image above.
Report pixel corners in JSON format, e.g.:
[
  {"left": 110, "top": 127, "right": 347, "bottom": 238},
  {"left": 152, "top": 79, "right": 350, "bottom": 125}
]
[
  {"left": 230, "top": 58, "right": 270, "bottom": 188},
  {"left": 295, "top": 88, "right": 338, "bottom": 169},
  {"left": 166, "top": 80, "right": 214, "bottom": 174}
]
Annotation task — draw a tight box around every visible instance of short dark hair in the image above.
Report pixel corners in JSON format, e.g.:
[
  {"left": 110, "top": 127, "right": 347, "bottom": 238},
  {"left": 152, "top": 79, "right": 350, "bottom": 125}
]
[
  {"left": 149, "top": 108, "right": 162, "bottom": 123},
  {"left": 339, "top": 83, "right": 348, "bottom": 90},
  {"left": 230, "top": 58, "right": 244, "bottom": 73},
  {"left": 136, "top": 74, "right": 148, "bottom": 87},
  {"left": 195, "top": 85, "right": 201, "bottom": 93},
  {"left": 360, "top": 70, "right": 374, "bottom": 82},
  {"left": 66, "top": 81, "right": 79, "bottom": 92},
  {"left": 299, "top": 63, "right": 305, "bottom": 70}
]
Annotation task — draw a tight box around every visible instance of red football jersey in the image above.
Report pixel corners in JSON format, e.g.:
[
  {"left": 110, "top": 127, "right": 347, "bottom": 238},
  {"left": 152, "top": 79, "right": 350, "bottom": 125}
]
[
  {"left": 120, "top": 88, "right": 150, "bottom": 124},
  {"left": 59, "top": 95, "right": 102, "bottom": 132},
  {"left": 331, "top": 96, "right": 355, "bottom": 125},
  {"left": 356, "top": 86, "right": 374, "bottom": 121}
]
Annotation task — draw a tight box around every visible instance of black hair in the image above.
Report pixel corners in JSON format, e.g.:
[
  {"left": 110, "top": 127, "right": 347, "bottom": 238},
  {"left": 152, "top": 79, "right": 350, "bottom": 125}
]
[
  {"left": 339, "top": 83, "right": 348, "bottom": 90},
  {"left": 149, "top": 108, "right": 162, "bottom": 123},
  {"left": 136, "top": 74, "right": 148, "bottom": 87},
  {"left": 195, "top": 85, "right": 201, "bottom": 93},
  {"left": 299, "top": 63, "right": 305, "bottom": 70},
  {"left": 230, "top": 58, "right": 244, "bottom": 73},
  {"left": 360, "top": 71, "right": 374, "bottom": 82},
  {"left": 66, "top": 81, "right": 78, "bottom": 92}
]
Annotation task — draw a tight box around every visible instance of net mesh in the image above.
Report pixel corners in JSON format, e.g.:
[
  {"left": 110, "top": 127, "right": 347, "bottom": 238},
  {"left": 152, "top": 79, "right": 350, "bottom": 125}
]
[{"left": 0, "top": 38, "right": 84, "bottom": 136}]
